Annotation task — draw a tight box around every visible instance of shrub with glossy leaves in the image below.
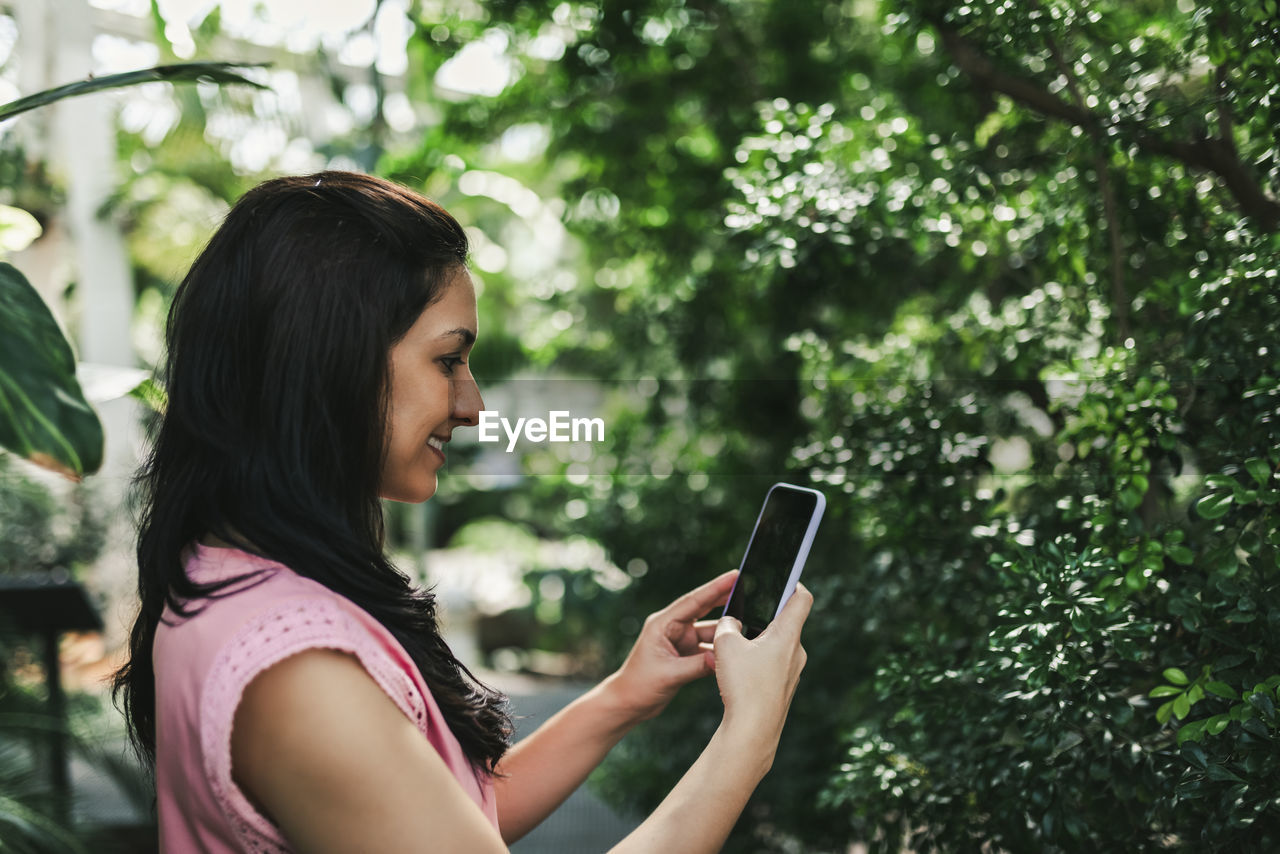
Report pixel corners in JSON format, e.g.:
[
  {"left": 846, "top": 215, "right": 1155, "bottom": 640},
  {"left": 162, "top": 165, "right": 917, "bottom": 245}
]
[{"left": 392, "top": 0, "right": 1279, "bottom": 848}]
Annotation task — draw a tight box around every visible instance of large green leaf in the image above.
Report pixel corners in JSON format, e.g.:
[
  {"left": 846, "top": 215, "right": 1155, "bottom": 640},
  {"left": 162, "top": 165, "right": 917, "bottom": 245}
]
[
  {"left": 0, "top": 263, "right": 102, "bottom": 478},
  {"left": 0, "top": 61, "right": 267, "bottom": 123},
  {"left": 0, "top": 794, "right": 90, "bottom": 854}
]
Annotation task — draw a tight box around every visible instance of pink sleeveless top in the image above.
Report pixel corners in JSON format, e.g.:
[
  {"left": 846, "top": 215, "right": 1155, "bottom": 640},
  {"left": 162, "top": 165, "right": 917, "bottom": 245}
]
[{"left": 153, "top": 544, "right": 499, "bottom": 852}]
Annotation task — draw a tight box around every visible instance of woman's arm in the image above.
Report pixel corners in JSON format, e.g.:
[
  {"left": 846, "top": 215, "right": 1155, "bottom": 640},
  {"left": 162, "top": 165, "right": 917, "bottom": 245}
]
[
  {"left": 613, "top": 588, "right": 811, "bottom": 852},
  {"left": 232, "top": 649, "right": 508, "bottom": 854},
  {"left": 232, "top": 582, "right": 810, "bottom": 854},
  {"left": 492, "top": 571, "right": 735, "bottom": 842}
]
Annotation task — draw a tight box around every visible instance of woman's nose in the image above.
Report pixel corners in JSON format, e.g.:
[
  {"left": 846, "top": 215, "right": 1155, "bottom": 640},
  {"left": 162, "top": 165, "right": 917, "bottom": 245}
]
[{"left": 453, "top": 374, "right": 483, "bottom": 426}]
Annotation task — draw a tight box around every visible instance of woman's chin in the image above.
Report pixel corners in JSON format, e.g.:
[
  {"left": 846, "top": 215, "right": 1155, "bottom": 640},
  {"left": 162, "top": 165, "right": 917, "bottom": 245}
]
[{"left": 379, "top": 475, "right": 437, "bottom": 504}]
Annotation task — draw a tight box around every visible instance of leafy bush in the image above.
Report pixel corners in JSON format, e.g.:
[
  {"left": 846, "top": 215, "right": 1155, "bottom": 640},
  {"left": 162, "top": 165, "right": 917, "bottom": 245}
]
[
  {"left": 0, "top": 456, "right": 106, "bottom": 576},
  {"left": 394, "top": 0, "right": 1279, "bottom": 848}
]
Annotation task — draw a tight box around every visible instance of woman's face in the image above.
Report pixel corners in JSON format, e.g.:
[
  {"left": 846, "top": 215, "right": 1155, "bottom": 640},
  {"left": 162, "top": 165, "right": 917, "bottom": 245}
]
[{"left": 380, "top": 267, "right": 483, "bottom": 503}]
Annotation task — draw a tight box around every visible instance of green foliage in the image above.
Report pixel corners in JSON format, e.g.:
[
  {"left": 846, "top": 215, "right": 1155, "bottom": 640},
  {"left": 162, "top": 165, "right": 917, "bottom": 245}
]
[
  {"left": 0, "top": 57, "right": 268, "bottom": 478},
  {"left": 126, "top": 378, "right": 168, "bottom": 415},
  {"left": 385, "top": 0, "right": 1280, "bottom": 848},
  {"left": 0, "top": 50, "right": 267, "bottom": 852},
  {"left": 445, "top": 517, "right": 627, "bottom": 671},
  {"left": 0, "top": 456, "right": 106, "bottom": 575},
  {"left": 826, "top": 543, "right": 1161, "bottom": 851},
  {"left": 0, "top": 651, "right": 148, "bottom": 854},
  {"left": 0, "top": 61, "right": 267, "bottom": 123},
  {"left": 0, "top": 264, "right": 102, "bottom": 478}
]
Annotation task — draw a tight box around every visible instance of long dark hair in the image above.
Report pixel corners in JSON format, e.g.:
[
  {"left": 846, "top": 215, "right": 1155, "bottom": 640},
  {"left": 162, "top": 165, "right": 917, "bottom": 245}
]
[{"left": 113, "top": 171, "right": 511, "bottom": 772}]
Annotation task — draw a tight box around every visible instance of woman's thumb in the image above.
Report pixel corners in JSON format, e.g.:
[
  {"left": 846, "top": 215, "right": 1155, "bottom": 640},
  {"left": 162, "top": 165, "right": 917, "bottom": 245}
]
[{"left": 715, "top": 615, "right": 744, "bottom": 643}]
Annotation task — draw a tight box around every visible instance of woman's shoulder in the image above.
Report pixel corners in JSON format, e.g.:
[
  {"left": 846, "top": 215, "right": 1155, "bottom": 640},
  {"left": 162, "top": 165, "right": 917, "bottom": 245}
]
[
  {"left": 156, "top": 542, "right": 436, "bottom": 774},
  {"left": 183, "top": 541, "right": 326, "bottom": 597},
  {"left": 155, "top": 544, "right": 393, "bottom": 690},
  {"left": 166, "top": 544, "right": 351, "bottom": 629},
  {"left": 153, "top": 546, "right": 457, "bottom": 851},
  {"left": 164, "top": 545, "right": 461, "bottom": 762}
]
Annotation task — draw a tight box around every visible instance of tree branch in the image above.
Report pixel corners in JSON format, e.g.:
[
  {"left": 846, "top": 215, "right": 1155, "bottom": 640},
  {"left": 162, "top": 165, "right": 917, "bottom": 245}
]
[
  {"left": 1214, "top": 64, "right": 1236, "bottom": 158},
  {"left": 1098, "top": 160, "right": 1130, "bottom": 342},
  {"left": 932, "top": 24, "right": 1280, "bottom": 232},
  {"left": 935, "top": 27, "right": 1094, "bottom": 128},
  {"left": 1132, "top": 133, "right": 1279, "bottom": 231}
]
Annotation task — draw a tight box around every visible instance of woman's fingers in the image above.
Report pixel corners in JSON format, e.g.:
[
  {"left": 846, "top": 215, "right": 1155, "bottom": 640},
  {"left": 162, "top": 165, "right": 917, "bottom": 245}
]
[
  {"left": 701, "top": 585, "right": 813, "bottom": 652},
  {"left": 693, "top": 619, "right": 718, "bottom": 643},
  {"left": 632, "top": 574, "right": 808, "bottom": 691},
  {"left": 681, "top": 621, "right": 722, "bottom": 657},
  {"left": 759, "top": 583, "right": 813, "bottom": 643},
  {"left": 711, "top": 599, "right": 811, "bottom": 738},
  {"left": 714, "top": 615, "right": 745, "bottom": 644}
]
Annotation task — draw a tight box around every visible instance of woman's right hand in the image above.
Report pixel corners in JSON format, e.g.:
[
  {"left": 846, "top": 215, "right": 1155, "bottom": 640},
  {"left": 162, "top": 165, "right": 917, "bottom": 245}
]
[
  {"left": 606, "top": 583, "right": 814, "bottom": 854},
  {"left": 711, "top": 584, "right": 812, "bottom": 766}
]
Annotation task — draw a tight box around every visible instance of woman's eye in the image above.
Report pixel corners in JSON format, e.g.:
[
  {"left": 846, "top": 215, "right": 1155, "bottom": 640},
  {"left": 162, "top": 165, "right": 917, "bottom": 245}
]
[{"left": 440, "top": 356, "right": 465, "bottom": 374}]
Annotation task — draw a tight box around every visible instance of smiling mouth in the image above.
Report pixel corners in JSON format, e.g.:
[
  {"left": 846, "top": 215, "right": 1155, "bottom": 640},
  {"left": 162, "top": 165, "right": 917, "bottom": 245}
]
[{"left": 427, "top": 436, "right": 447, "bottom": 461}]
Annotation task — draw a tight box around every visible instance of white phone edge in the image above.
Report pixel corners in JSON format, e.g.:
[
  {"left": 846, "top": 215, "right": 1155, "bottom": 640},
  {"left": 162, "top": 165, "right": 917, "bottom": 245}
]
[
  {"left": 724, "top": 482, "right": 827, "bottom": 623},
  {"left": 768, "top": 483, "right": 826, "bottom": 620}
]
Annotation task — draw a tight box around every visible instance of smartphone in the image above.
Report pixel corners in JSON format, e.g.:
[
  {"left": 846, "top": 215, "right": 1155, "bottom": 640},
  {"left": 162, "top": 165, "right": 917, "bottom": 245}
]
[{"left": 722, "top": 483, "right": 826, "bottom": 639}]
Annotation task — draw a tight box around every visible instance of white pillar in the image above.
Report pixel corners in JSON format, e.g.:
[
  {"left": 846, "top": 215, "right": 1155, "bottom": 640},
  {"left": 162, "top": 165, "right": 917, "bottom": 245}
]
[
  {"left": 15, "top": 0, "right": 144, "bottom": 648},
  {"left": 51, "top": 0, "right": 136, "bottom": 372},
  {"left": 13, "top": 0, "right": 54, "bottom": 161}
]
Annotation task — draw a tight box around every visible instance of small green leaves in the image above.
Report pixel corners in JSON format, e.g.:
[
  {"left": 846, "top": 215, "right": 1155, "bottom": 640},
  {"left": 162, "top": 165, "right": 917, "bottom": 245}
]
[
  {"left": 1206, "top": 714, "right": 1231, "bottom": 736},
  {"left": 1048, "top": 731, "right": 1083, "bottom": 760},
  {"left": 1244, "top": 458, "right": 1271, "bottom": 486},
  {"left": 1195, "top": 491, "right": 1233, "bottom": 520},
  {"left": 1153, "top": 669, "right": 1199, "bottom": 724},
  {"left": 1181, "top": 742, "right": 1208, "bottom": 770},
  {"left": 1177, "top": 718, "right": 1207, "bottom": 745},
  {"left": 128, "top": 377, "right": 168, "bottom": 414},
  {"left": 1206, "top": 681, "right": 1238, "bottom": 700},
  {"left": 1246, "top": 691, "right": 1276, "bottom": 721},
  {"left": 1198, "top": 463, "right": 1278, "bottom": 518},
  {"left": 1151, "top": 664, "right": 1265, "bottom": 749},
  {"left": 1118, "top": 482, "right": 1144, "bottom": 510},
  {"left": 1167, "top": 669, "right": 1280, "bottom": 757},
  {"left": 1237, "top": 530, "right": 1261, "bottom": 556},
  {"left": 1241, "top": 718, "right": 1269, "bottom": 738},
  {"left": 1204, "top": 764, "right": 1246, "bottom": 783}
]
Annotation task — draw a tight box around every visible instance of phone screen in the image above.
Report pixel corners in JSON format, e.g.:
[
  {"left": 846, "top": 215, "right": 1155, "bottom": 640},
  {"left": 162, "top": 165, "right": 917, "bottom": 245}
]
[{"left": 724, "top": 485, "right": 822, "bottom": 639}]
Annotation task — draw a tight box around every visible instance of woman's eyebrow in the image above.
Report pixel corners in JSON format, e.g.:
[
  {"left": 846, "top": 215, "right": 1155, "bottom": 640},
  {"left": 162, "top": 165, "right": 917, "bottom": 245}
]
[{"left": 439, "top": 328, "right": 476, "bottom": 347}]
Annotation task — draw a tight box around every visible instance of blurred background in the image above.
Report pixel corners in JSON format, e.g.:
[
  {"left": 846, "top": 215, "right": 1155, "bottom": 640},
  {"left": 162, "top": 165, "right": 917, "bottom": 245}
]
[{"left": 1, "top": 0, "right": 1277, "bottom": 851}]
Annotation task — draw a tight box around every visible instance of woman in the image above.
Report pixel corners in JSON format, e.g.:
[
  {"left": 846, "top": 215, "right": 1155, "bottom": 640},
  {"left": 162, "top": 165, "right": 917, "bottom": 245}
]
[{"left": 114, "top": 171, "right": 810, "bottom": 853}]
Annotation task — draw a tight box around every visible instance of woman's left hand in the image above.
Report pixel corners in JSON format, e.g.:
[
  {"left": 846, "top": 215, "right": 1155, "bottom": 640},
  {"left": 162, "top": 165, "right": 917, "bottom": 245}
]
[{"left": 603, "top": 569, "right": 737, "bottom": 724}]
